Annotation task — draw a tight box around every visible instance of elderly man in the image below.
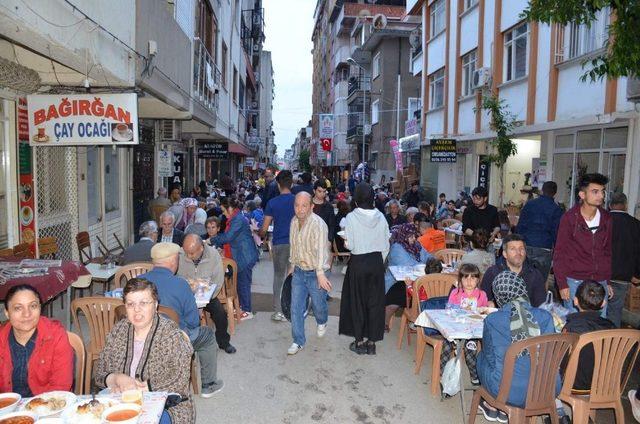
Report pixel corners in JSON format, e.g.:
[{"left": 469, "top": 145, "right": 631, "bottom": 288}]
[
  {"left": 159, "top": 211, "right": 185, "bottom": 246},
  {"left": 121, "top": 221, "right": 157, "bottom": 265},
  {"left": 139, "top": 242, "right": 223, "bottom": 397},
  {"left": 179, "top": 234, "right": 236, "bottom": 354},
  {"left": 286, "top": 192, "right": 332, "bottom": 355},
  {"left": 147, "top": 187, "right": 171, "bottom": 216}
]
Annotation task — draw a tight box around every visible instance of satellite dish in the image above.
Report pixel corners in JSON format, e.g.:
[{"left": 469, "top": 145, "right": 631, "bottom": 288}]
[
  {"left": 373, "top": 14, "right": 387, "bottom": 29},
  {"left": 409, "top": 28, "right": 422, "bottom": 49}
]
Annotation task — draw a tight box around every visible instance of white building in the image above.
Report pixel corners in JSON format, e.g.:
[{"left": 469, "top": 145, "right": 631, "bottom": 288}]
[
  {"left": 407, "top": 0, "right": 640, "bottom": 215},
  {"left": 259, "top": 50, "right": 275, "bottom": 165}
]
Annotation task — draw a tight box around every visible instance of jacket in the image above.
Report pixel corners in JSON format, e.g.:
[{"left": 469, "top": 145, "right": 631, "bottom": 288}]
[
  {"left": 401, "top": 188, "right": 427, "bottom": 208},
  {"left": 480, "top": 258, "right": 546, "bottom": 307},
  {"left": 178, "top": 243, "right": 225, "bottom": 286},
  {"left": 610, "top": 210, "right": 640, "bottom": 281},
  {"left": 160, "top": 228, "right": 184, "bottom": 247},
  {"left": 553, "top": 204, "right": 612, "bottom": 290},
  {"left": 384, "top": 243, "right": 432, "bottom": 293},
  {"left": 313, "top": 201, "right": 336, "bottom": 242},
  {"left": 385, "top": 213, "right": 407, "bottom": 229},
  {"left": 562, "top": 312, "right": 615, "bottom": 391},
  {"left": 121, "top": 238, "right": 155, "bottom": 265},
  {"left": 344, "top": 208, "right": 390, "bottom": 259},
  {"left": 94, "top": 315, "right": 194, "bottom": 424},
  {"left": 0, "top": 317, "right": 73, "bottom": 395},
  {"left": 477, "top": 305, "right": 556, "bottom": 407},
  {"left": 211, "top": 212, "right": 259, "bottom": 269},
  {"left": 515, "top": 195, "right": 563, "bottom": 249}
]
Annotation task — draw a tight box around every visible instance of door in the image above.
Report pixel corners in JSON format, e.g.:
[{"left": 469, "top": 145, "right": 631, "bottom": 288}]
[{"left": 132, "top": 144, "right": 154, "bottom": 241}]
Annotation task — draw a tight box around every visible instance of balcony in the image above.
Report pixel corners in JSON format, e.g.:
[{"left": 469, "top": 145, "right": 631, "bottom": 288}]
[
  {"left": 346, "top": 125, "right": 371, "bottom": 144},
  {"left": 347, "top": 76, "right": 371, "bottom": 99},
  {"left": 193, "top": 37, "right": 220, "bottom": 113},
  {"left": 333, "top": 45, "right": 351, "bottom": 70}
]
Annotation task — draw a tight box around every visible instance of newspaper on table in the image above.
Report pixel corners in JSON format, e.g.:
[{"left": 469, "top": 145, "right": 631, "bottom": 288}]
[
  {"left": 20, "top": 259, "right": 62, "bottom": 268},
  {"left": 0, "top": 267, "right": 49, "bottom": 284}
]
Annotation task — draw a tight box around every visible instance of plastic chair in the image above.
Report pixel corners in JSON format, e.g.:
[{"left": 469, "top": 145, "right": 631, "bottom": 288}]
[
  {"left": 411, "top": 273, "right": 457, "bottom": 395},
  {"left": 433, "top": 248, "right": 466, "bottom": 266},
  {"left": 114, "top": 304, "right": 180, "bottom": 325},
  {"left": 71, "top": 297, "right": 123, "bottom": 394},
  {"left": 217, "top": 258, "right": 241, "bottom": 335},
  {"left": 329, "top": 239, "right": 350, "bottom": 271},
  {"left": 12, "top": 242, "right": 34, "bottom": 258},
  {"left": 113, "top": 262, "right": 153, "bottom": 289},
  {"left": 468, "top": 333, "right": 579, "bottom": 424},
  {"left": 0, "top": 248, "right": 13, "bottom": 257},
  {"left": 67, "top": 331, "right": 86, "bottom": 395},
  {"left": 559, "top": 329, "right": 640, "bottom": 424},
  {"left": 37, "top": 237, "right": 58, "bottom": 259}
]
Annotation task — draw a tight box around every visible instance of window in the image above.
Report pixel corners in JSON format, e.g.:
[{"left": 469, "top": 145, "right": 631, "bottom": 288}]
[
  {"left": 504, "top": 22, "right": 528, "bottom": 82},
  {"left": 408, "top": 97, "right": 421, "bottom": 119},
  {"left": 464, "top": 0, "right": 478, "bottom": 10},
  {"left": 221, "top": 43, "right": 228, "bottom": 87},
  {"left": 239, "top": 79, "right": 245, "bottom": 110},
  {"left": 430, "top": 0, "right": 445, "bottom": 38},
  {"left": 372, "top": 53, "right": 381, "bottom": 79},
  {"left": 372, "top": 99, "right": 380, "bottom": 124},
  {"left": 233, "top": 66, "right": 238, "bottom": 103},
  {"left": 461, "top": 50, "right": 477, "bottom": 97},
  {"left": 429, "top": 68, "right": 445, "bottom": 109},
  {"left": 565, "top": 8, "right": 608, "bottom": 60}
]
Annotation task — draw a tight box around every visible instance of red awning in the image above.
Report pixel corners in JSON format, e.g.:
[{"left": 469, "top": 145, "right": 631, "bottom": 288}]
[{"left": 228, "top": 142, "right": 252, "bottom": 156}]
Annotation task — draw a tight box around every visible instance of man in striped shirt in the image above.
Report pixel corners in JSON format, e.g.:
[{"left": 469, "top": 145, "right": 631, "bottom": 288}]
[{"left": 287, "top": 192, "right": 332, "bottom": 355}]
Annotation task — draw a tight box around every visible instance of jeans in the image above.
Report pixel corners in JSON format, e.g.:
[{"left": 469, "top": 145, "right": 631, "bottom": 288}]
[
  {"left": 607, "top": 280, "right": 630, "bottom": 327},
  {"left": 291, "top": 267, "right": 328, "bottom": 347},
  {"left": 526, "top": 246, "right": 553, "bottom": 286},
  {"left": 189, "top": 326, "right": 218, "bottom": 387},
  {"left": 159, "top": 410, "right": 171, "bottom": 424},
  {"left": 563, "top": 278, "right": 608, "bottom": 317},
  {"left": 272, "top": 244, "right": 290, "bottom": 312},
  {"left": 204, "top": 297, "right": 230, "bottom": 348},
  {"left": 237, "top": 265, "right": 254, "bottom": 312}
]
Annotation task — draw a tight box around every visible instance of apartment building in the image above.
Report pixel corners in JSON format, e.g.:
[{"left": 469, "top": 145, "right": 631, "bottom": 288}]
[
  {"left": 407, "top": 0, "right": 640, "bottom": 214},
  {"left": 258, "top": 50, "right": 276, "bottom": 166}
]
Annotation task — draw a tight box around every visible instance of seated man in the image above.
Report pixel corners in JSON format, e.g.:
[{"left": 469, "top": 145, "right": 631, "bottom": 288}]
[
  {"left": 159, "top": 211, "right": 185, "bottom": 246},
  {"left": 139, "top": 242, "right": 223, "bottom": 397},
  {"left": 178, "top": 234, "right": 236, "bottom": 354},
  {"left": 416, "top": 217, "right": 445, "bottom": 253},
  {"left": 121, "top": 221, "right": 157, "bottom": 265}
]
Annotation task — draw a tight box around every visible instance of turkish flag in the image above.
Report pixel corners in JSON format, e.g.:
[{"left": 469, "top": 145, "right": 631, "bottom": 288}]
[{"left": 321, "top": 138, "right": 332, "bottom": 151}]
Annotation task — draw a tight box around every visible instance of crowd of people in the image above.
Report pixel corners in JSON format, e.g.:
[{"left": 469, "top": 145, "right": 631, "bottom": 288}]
[{"left": 1, "top": 168, "right": 639, "bottom": 423}]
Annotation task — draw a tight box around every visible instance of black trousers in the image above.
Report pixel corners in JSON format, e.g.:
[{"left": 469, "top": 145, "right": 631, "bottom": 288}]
[{"left": 204, "top": 297, "right": 231, "bottom": 348}]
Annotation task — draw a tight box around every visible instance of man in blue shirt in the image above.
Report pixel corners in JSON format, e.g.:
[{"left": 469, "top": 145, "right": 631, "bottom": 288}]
[
  {"left": 140, "top": 242, "right": 223, "bottom": 397},
  {"left": 515, "top": 181, "right": 563, "bottom": 283},
  {"left": 260, "top": 170, "right": 295, "bottom": 322}
]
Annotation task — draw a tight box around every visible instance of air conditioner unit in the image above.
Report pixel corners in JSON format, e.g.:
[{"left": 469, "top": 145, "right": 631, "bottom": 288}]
[
  {"left": 471, "top": 67, "right": 491, "bottom": 91},
  {"left": 627, "top": 77, "right": 640, "bottom": 103},
  {"left": 162, "top": 120, "right": 178, "bottom": 141}
]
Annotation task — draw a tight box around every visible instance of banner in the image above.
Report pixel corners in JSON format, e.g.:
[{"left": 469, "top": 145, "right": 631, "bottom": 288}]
[
  {"left": 17, "top": 98, "right": 36, "bottom": 254},
  {"left": 197, "top": 142, "right": 228, "bottom": 159},
  {"left": 27, "top": 93, "right": 139, "bottom": 146},
  {"left": 430, "top": 138, "right": 457, "bottom": 163},
  {"left": 389, "top": 139, "right": 403, "bottom": 172},
  {"left": 158, "top": 148, "right": 173, "bottom": 177},
  {"left": 171, "top": 152, "right": 184, "bottom": 187},
  {"left": 319, "top": 114, "right": 333, "bottom": 151},
  {"left": 477, "top": 155, "right": 490, "bottom": 189}
]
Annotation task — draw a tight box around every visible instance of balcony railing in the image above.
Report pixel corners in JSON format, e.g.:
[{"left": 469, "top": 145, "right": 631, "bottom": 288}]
[
  {"left": 347, "top": 125, "right": 363, "bottom": 139},
  {"left": 193, "top": 38, "right": 220, "bottom": 113},
  {"left": 348, "top": 76, "right": 371, "bottom": 98}
]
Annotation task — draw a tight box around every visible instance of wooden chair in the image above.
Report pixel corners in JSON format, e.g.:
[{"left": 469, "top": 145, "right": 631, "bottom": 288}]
[
  {"left": 37, "top": 237, "right": 59, "bottom": 259},
  {"left": 468, "top": 333, "right": 579, "bottom": 424},
  {"left": 0, "top": 248, "right": 13, "bottom": 257},
  {"left": 113, "top": 262, "right": 153, "bottom": 289},
  {"left": 433, "top": 248, "right": 466, "bottom": 266},
  {"left": 71, "top": 297, "right": 123, "bottom": 394},
  {"left": 330, "top": 239, "right": 350, "bottom": 271},
  {"left": 114, "top": 304, "right": 180, "bottom": 325},
  {"left": 217, "top": 258, "right": 241, "bottom": 335},
  {"left": 76, "top": 232, "right": 101, "bottom": 265},
  {"left": 559, "top": 329, "right": 640, "bottom": 424},
  {"left": 411, "top": 273, "right": 458, "bottom": 395},
  {"left": 12, "top": 242, "right": 34, "bottom": 258},
  {"left": 67, "top": 331, "right": 86, "bottom": 395}
]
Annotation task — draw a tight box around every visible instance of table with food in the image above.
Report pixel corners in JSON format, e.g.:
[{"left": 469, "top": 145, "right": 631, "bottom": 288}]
[
  {"left": 186, "top": 278, "right": 220, "bottom": 308},
  {"left": 414, "top": 307, "right": 495, "bottom": 341},
  {"left": 0, "top": 390, "right": 168, "bottom": 424},
  {"left": 388, "top": 264, "right": 426, "bottom": 282}
]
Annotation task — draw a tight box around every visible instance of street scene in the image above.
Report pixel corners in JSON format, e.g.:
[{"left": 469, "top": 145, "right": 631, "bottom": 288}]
[{"left": 1, "top": 0, "right": 640, "bottom": 423}]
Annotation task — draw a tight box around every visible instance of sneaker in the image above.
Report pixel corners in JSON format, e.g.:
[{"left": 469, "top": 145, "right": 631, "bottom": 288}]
[
  {"left": 470, "top": 377, "right": 480, "bottom": 386},
  {"left": 240, "top": 311, "right": 254, "bottom": 321},
  {"left": 478, "top": 400, "right": 498, "bottom": 422},
  {"left": 200, "top": 380, "right": 224, "bottom": 398},
  {"left": 317, "top": 324, "right": 327, "bottom": 338},
  {"left": 287, "top": 343, "right": 303, "bottom": 355},
  {"left": 629, "top": 390, "right": 640, "bottom": 422},
  {"left": 271, "top": 312, "right": 286, "bottom": 322},
  {"left": 496, "top": 410, "right": 508, "bottom": 423},
  {"left": 221, "top": 344, "right": 237, "bottom": 354}
]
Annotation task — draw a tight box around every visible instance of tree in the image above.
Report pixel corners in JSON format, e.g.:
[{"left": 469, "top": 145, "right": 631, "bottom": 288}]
[
  {"left": 476, "top": 95, "right": 518, "bottom": 207},
  {"left": 299, "top": 149, "right": 311, "bottom": 172},
  {"left": 523, "top": 0, "right": 640, "bottom": 82}
]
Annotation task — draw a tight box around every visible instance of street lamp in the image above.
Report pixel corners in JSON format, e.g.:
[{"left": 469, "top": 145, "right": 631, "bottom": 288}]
[{"left": 347, "top": 57, "right": 367, "bottom": 165}]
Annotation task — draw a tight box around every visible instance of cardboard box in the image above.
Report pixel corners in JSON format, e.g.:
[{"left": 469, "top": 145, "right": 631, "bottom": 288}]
[{"left": 625, "top": 284, "right": 640, "bottom": 312}]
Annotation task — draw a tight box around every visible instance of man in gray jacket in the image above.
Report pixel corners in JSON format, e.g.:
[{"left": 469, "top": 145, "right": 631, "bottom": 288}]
[
  {"left": 121, "top": 221, "right": 157, "bottom": 265},
  {"left": 178, "top": 234, "right": 235, "bottom": 353}
]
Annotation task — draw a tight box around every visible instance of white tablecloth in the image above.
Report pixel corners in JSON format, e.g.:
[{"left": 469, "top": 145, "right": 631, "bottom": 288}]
[
  {"left": 388, "top": 265, "right": 425, "bottom": 281},
  {"left": 414, "top": 309, "right": 486, "bottom": 341}
]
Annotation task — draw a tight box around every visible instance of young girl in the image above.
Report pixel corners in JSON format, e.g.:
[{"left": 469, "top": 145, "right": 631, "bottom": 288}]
[{"left": 440, "top": 263, "right": 487, "bottom": 387}]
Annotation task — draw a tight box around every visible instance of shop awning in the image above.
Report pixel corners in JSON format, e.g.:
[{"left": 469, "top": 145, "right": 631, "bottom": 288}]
[
  {"left": 229, "top": 142, "right": 253, "bottom": 156},
  {"left": 398, "top": 133, "right": 420, "bottom": 152}
]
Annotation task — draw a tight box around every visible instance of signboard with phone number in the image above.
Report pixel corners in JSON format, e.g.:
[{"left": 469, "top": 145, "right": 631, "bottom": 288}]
[{"left": 430, "top": 138, "right": 457, "bottom": 163}]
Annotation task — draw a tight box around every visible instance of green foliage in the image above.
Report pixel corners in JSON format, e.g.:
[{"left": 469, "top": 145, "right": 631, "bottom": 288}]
[
  {"left": 523, "top": 0, "right": 640, "bottom": 82},
  {"left": 476, "top": 95, "right": 518, "bottom": 167},
  {"left": 299, "top": 149, "right": 311, "bottom": 172}
]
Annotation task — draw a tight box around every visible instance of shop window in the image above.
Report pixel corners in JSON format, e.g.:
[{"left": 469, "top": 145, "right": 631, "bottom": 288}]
[
  {"left": 553, "top": 153, "right": 574, "bottom": 207},
  {"left": 555, "top": 134, "right": 574, "bottom": 149},
  {"left": 504, "top": 22, "right": 528, "bottom": 82},
  {"left": 576, "top": 129, "right": 601, "bottom": 150},
  {"left": 603, "top": 127, "right": 628, "bottom": 149}
]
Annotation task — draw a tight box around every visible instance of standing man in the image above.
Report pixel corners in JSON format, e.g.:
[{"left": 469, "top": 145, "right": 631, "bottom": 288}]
[
  {"left": 147, "top": 187, "right": 171, "bottom": 216},
  {"left": 260, "top": 170, "right": 295, "bottom": 322},
  {"left": 401, "top": 181, "right": 427, "bottom": 208},
  {"left": 179, "top": 234, "right": 236, "bottom": 354},
  {"left": 553, "top": 173, "right": 613, "bottom": 315},
  {"left": 286, "top": 192, "right": 332, "bottom": 355},
  {"left": 260, "top": 169, "right": 279, "bottom": 209},
  {"left": 462, "top": 186, "right": 500, "bottom": 243},
  {"left": 515, "top": 181, "right": 563, "bottom": 282},
  {"left": 159, "top": 211, "right": 185, "bottom": 246},
  {"left": 608, "top": 192, "right": 640, "bottom": 327},
  {"left": 292, "top": 172, "right": 314, "bottom": 196},
  {"left": 121, "top": 221, "right": 157, "bottom": 265},
  {"left": 311, "top": 180, "right": 335, "bottom": 245}
]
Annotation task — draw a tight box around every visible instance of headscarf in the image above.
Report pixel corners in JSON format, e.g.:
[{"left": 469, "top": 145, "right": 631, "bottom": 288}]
[
  {"left": 194, "top": 208, "right": 207, "bottom": 225},
  {"left": 178, "top": 198, "right": 198, "bottom": 229},
  {"left": 492, "top": 271, "right": 540, "bottom": 357},
  {"left": 390, "top": 223, "right": 422, "bottom": 261},
  {"left": 353, "top": 182, "right": 374, "bottom": 209}
]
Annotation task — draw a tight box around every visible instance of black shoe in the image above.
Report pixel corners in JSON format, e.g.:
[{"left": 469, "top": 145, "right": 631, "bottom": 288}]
[
  {"left": 221, "top": 344, "right": 237, "bottom": 354},
  {"left": 366, "top": 341, "right": 376, "bottom": 355},
  {"left": 542, "top": 413, "right": 571, "bottom": 424},
  {"left": 349, "top": 341, "right": 366, "bottom": 355},
  {"left": 478, "top": 400, "right": 498, "bottom": 422}
]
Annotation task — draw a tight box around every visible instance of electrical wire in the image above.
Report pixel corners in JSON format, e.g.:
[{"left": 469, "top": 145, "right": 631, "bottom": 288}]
[{"left": 17, "top": 0, "right": 85, "bottom": 28}]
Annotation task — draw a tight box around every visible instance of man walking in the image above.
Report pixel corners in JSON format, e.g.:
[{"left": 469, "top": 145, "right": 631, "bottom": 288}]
[
  {"left": 147, "top": 187, "right": 171, "bottom": 218},
  {"left": 287, "top": 192, "right": 332, "bottom": 355},
  {"left": 462, "top": 186, "right": 500, "bottom": 243},
  {"left": 515, "top": 181, "right": 563, "bottom": 282},
  {"left": 260, "top": 170, "right": 295, "bottom": 322},
  {"left": 553, "top": 173, "right": 613, "bottom": 315},
  {"left": 608, "top": 192, "right": 640, "bottom": 327}
]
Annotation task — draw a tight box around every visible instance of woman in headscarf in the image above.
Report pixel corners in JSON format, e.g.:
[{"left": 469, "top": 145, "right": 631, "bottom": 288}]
[
  {"left": 176, "top": 198, "right": 198, "bottom": 231},
  {"left": 476, "top": 271, "right": 556, "bottom": 422},
  {"left": 339, "top": 183, "right": 390, "bottom": 355}
]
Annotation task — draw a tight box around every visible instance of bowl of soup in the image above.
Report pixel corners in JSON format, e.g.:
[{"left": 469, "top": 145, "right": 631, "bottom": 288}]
[
  {"left": 102, "top": 403, "right": 141, "bottom": 424},
  {"left": 0, "top": 411, "right": 37, "bottom": 424},
  {"left": 0, "top": 393, "right": 21, "bottom": 415}
]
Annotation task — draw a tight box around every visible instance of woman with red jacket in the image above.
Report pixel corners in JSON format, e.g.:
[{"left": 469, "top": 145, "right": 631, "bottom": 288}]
[{"left": 0, "top": 284, "right": 73, "bottom": 396}]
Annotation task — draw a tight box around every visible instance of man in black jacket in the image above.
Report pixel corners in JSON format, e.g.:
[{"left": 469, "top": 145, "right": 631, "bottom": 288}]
[
  {"left": 608, "top": 192, "right": 640, "bottom": 327},
  {"left": 312, "top": 179, "right": 335, "bottom": 244}
]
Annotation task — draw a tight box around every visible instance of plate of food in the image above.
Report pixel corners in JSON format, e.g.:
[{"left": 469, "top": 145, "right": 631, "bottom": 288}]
[
  {"left": 0, "top": 411, "right": 38, "bottom": 424},
  {"left": 0, "top": 393, "right": 21, "bottom": 415},
  {"left": 60, "top": 397, "right": 119, "bottom": 424},
  {"left": 22, "top": 392, "right": 76, "bottom": 417}
]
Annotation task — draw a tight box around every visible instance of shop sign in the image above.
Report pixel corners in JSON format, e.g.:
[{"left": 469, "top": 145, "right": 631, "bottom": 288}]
[
  {"left": 158, "top": 148, "right": 173, "bottom": 177},
  {"left": 17, "top": 97, "right": 36, "bottom": 255},
  {"left": 27, "top": 93, "right": 139, "bottom": 146},
  {"left": 172, "top": 152, "right": 184, "bottom": 186},
  {"left": 245, "top": 157, "right": 255, "bottom": 167},
  {"left": 456, "top": 146, "right": 471, "bottom": 154},
  {"left": 319, "top": 114, "right": 333, "bottom": 151},
  {"left": 197, "top": 142, "right": 228, "bottom": 159},
  {"left": 404, "top": 118, "right": 419, "bottom": 137},
  {"left": 430, "top": 138, "right": 457, "bottom": 163},
  {"left": 477, "top": 155, "right": 490, "bottom": 189},
  {"left": 389, "top": 139, "right": 403, "bottom": 172},
  {"left": 399, "top": 134, "right": 420, "bottom": 152}
]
